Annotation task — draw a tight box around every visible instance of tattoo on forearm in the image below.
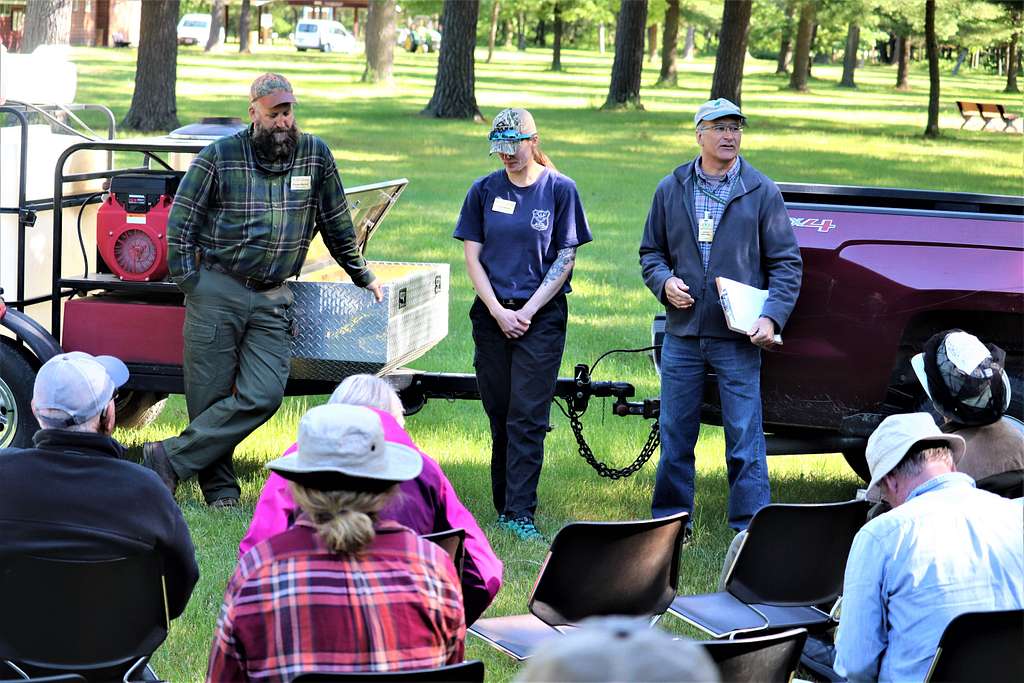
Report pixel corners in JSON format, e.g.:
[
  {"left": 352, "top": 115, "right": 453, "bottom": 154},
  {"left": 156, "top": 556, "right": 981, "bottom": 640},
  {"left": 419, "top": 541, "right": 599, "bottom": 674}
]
[{"left": 541, "top": 247, "right": 577, "bottom": 286}]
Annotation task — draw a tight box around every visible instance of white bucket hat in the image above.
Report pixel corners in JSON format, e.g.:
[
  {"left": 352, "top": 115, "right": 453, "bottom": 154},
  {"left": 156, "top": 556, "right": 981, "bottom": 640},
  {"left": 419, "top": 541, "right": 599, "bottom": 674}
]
[
  {"left": 267, "top": 404, "right": 421, "bottom": 488},
  {"left": 865, "top": 412, "right": 966, "bottom": 498}
]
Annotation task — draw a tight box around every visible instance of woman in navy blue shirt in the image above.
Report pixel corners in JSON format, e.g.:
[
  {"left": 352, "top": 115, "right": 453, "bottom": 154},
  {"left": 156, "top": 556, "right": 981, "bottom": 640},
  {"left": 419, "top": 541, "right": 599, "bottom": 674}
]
[{"left": 453, "top": 108, "right": 592, "bottom": 541}]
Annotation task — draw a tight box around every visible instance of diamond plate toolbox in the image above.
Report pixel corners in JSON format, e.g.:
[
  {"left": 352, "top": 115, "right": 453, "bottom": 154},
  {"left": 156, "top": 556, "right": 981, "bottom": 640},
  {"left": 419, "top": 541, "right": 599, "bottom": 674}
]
[{"left": 288, "top": 261, "right": 449, "bottom": 381}]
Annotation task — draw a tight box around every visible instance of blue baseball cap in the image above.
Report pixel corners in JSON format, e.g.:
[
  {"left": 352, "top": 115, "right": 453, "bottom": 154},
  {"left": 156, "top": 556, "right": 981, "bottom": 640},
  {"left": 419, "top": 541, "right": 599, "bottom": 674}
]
[{"left": 694, "top": 98, "right": 745, "bottom": 127}]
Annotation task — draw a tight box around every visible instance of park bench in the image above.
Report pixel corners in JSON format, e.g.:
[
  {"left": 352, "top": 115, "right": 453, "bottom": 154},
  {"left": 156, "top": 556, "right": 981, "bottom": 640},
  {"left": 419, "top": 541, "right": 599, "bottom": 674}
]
[{"left": 956, "top": 101, "right": 1021, "bottom": 132}]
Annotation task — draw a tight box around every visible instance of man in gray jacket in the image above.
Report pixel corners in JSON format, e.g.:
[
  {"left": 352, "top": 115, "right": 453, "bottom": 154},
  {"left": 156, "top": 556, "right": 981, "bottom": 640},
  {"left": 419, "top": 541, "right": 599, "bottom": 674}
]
[{"left": 640, "top": 98, "right": 802, "bottom": 531}]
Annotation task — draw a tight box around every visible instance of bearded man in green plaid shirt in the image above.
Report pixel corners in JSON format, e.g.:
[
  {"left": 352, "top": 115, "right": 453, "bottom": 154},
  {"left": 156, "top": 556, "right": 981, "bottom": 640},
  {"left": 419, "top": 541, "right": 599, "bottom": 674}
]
[{"left": 143, "top": 73, "right": 383, "bottom": 508}]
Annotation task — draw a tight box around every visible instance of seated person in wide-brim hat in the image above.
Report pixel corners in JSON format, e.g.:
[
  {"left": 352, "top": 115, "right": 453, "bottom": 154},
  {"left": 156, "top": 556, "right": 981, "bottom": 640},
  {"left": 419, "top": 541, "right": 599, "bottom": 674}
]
[{"left": 207, "top": 404, "right": 465, "bottom": 683}]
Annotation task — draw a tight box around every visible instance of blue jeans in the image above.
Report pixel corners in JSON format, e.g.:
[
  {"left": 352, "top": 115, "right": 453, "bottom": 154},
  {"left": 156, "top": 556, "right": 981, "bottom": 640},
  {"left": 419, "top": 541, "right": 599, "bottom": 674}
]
[{"left": 652, "top": 333, "right": 770, "bottom": 530}]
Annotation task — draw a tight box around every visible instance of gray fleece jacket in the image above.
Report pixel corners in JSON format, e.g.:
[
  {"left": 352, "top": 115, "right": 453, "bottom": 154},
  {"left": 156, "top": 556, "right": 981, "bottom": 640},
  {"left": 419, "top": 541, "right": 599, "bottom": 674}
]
[{"left": 639, "top": 156, "right": 802, "bottom": 339}]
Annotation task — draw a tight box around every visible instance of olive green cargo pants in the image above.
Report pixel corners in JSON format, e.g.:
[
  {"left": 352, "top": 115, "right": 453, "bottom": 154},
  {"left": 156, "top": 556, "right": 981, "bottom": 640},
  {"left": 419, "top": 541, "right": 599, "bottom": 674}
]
[{"left": 162, "top": 267, "right": 293, "bottom": 504}]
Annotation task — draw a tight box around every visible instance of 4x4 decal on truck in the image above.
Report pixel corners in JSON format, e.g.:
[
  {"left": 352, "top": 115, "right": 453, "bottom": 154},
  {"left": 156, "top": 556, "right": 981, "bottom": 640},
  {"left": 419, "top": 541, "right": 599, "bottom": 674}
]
[{"left": 790, "top": 217, "right": 837, "bottom": 233}]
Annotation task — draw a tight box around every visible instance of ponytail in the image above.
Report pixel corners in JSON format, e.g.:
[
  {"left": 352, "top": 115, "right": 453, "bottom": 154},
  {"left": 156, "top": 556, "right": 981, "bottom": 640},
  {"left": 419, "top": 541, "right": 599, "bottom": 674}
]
[
  {"left": 289, "top": 482, "right": 397, "bottom": 554},
  {"left": 532, "top": 145, "right": 557, "bottom": 173}
]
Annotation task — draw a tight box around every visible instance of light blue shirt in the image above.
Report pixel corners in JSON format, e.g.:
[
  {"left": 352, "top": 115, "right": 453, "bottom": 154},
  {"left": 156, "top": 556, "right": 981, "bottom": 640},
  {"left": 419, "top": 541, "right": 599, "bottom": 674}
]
[{"left": 835, "top": 473, "right": 1024, "bottom": 682}]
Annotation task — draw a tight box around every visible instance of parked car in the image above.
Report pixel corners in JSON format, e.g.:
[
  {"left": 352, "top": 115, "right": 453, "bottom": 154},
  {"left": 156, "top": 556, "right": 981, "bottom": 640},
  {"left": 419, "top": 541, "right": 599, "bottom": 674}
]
[
  {"left": 176, "top": 13, "right": 224, "bottom": 47},
  {"left": 293, "top": 19, "right": 356, "bottom": 53}
]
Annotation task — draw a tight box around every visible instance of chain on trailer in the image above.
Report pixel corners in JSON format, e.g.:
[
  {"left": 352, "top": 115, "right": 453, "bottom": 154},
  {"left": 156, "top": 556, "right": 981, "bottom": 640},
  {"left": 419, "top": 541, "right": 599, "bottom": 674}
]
[{"left": 554, "top": 346, "right": 662, "bottom": 480}]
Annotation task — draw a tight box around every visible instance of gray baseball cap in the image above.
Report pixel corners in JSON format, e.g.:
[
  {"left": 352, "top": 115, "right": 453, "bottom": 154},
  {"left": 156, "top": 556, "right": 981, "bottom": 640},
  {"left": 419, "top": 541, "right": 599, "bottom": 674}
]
[
  {"left": 515, "top": 616, "right": 720, "bottom": 682},
  {"left": 694, "top": 97, "right": 745, "bottom": 127},
  {"left": 32, "top": 351, "right": 129, "bottom": 426},
  {"left": 267, "top": 404, "right": 422, "bottom": 488}
]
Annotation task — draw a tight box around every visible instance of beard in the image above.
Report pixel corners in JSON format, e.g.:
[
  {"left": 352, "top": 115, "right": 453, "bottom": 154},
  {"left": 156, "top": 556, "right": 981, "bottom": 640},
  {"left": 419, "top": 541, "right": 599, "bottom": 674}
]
[{"left": 252, "top": 122, "right": 300, "bottom": 163}]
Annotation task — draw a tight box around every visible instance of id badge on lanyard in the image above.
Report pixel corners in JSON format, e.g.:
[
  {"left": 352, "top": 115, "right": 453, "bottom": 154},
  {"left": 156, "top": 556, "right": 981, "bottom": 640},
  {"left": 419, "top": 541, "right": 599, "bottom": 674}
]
[{"left": 698, "top": 211, "right": 714, "bottom": 243}]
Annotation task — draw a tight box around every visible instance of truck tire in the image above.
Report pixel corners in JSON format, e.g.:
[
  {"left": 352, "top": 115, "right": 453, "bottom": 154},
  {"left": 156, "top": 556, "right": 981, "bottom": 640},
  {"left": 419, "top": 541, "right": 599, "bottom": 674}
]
[
  {"left": 115, "top": 391, "right": 168, "bottom": 429},
  {"left": 842, "top": 446, "right": 871, "bottom": 483},
  {"left": 0, "top": 340, "right": 38, "bottom": 449}
]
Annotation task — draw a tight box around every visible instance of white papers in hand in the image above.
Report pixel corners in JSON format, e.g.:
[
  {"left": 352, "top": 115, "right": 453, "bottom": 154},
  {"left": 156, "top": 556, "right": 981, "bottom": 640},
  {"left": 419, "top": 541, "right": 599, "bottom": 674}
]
[{"left": 715, "top": 276, "right": 783, "bottom": 344}]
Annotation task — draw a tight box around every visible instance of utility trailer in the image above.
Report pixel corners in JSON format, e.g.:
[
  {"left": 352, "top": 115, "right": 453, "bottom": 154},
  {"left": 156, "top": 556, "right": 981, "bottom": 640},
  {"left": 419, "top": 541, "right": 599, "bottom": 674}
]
[{"left": 0, "top": 130, "right": 642, "bottom": 462}]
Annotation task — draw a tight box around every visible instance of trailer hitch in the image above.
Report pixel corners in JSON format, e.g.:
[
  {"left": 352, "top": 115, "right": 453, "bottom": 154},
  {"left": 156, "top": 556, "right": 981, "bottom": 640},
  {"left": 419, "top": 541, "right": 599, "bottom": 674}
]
[{"left": 394, "top": 351, "right": 663, "bottom": 481}]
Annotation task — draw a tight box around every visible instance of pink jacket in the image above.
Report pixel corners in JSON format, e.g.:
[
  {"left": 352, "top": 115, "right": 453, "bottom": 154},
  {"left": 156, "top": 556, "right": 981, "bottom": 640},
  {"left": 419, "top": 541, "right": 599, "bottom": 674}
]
[{"left": 239, "top": 408, "right": 503, "bottom": 624}]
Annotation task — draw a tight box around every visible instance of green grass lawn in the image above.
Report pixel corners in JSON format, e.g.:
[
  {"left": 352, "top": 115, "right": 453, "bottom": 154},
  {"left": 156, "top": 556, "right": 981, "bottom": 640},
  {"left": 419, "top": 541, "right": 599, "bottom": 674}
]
[{"left": 67, "top": 44, "right": 1022, "bottom": 681}]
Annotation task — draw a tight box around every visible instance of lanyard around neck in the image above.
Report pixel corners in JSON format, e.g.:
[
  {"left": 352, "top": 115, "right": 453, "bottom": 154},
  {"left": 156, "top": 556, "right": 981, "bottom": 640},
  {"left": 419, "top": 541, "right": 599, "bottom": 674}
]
[{"left": 697, "top": 178, "right": 729, "bottom": 205}]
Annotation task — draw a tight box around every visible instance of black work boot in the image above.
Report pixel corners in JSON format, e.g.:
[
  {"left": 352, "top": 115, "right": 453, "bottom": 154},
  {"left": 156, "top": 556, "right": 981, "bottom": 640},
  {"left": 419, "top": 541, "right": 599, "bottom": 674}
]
[{"left": 143, "top": 441, "right": 179, "bottom": 497}]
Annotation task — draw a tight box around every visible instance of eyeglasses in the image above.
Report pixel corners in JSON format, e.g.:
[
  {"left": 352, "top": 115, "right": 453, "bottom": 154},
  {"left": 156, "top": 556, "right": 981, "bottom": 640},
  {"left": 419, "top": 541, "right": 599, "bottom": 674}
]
[
  {"left": 488, "top": 129, "right": 535, "bottom": 142},
  {"left": 699, "top": 124, "right": 744, "bottom": 134}
]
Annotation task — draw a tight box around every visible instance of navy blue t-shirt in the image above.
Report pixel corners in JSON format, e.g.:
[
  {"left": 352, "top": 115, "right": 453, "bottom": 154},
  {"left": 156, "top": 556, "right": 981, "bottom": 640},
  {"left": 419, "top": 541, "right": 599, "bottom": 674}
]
[{"left": 453, "top": 167, "right": 592, "bottom": 300}]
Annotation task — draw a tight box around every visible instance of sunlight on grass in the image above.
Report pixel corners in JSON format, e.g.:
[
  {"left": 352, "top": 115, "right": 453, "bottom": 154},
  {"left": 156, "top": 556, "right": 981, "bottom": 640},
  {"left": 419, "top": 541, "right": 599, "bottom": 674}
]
[{"left": 69, "top": 44, "right": 1021, "bottom": 681}]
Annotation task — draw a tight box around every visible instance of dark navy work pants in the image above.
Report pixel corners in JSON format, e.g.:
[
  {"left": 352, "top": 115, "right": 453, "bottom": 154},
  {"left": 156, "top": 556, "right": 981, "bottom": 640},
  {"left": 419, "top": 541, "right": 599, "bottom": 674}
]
[{"left": 470, "top": 294, "right": 567, "bottom": 520}]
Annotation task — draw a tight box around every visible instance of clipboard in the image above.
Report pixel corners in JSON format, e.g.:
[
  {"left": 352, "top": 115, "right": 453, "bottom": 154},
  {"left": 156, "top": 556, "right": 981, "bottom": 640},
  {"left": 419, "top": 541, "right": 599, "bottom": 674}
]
[{"left": 715, "top": 276, "right": 783, "bottom": 345}]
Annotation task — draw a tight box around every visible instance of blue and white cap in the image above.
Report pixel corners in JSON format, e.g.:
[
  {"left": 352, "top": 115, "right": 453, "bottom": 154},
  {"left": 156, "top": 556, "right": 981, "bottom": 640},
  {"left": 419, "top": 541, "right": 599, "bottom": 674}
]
[
  {"left": 32, "top": 351, "right": 129, "bottom": 426},
  {"left": 694, "top": 98, "right": 745, "bottom": 127}
]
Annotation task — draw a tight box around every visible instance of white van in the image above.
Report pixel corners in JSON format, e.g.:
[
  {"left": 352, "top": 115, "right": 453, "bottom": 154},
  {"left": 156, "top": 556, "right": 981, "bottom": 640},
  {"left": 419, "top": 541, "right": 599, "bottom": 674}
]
[
  {"left": 177, "top": 13, "right": 224, "bottom": 47},
  {"left": 293, "top": 19, "right": 356, "bottom": 53}
]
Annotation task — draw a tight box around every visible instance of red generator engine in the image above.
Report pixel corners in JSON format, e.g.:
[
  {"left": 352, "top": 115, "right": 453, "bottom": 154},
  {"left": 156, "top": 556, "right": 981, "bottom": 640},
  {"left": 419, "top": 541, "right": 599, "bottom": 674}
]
[{"left": 96, "top": 173, "right": 182, "bottom": 281}]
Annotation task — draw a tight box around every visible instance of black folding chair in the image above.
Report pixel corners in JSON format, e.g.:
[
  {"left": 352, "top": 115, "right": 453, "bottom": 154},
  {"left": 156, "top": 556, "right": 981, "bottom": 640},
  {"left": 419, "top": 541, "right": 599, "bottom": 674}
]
[
  {"left": 469, "top": 512, "right": 689, "bottom": 660},
  {"left": 292, "top": 660, "right": 484, "bottom": 682},
  {"left": 421, "top": 528, "right": 466, "bottom": 579},
  {"left": 0, "top": 553, "right": 168, "bottom": 683},
  {"left": 0, "top": 676, "right": 88, "bottom": 682},
  {"left": 668, "top": 500, "right": 868, "bottom": 638},
  {"left": 924, "top": 609, "right": 1024, "bottom": 683},
  {"left": 701, "top": 628, "right": 808, "bottom": 683}
]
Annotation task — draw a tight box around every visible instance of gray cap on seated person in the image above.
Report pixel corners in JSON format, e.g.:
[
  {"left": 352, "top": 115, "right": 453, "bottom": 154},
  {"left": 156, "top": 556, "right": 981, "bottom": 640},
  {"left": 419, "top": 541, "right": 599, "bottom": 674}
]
[
  {"left": 865, "top": 412, "right": 967, "bottom": 499},
  {"left": 32, "top": 351, "right": 129, "bottom": 426},
  {"left": 514, "top": 616, "right": 720, "bottom": 683},
  {"left": 267, "top": 404, "right": 422, "bottom": 486}
]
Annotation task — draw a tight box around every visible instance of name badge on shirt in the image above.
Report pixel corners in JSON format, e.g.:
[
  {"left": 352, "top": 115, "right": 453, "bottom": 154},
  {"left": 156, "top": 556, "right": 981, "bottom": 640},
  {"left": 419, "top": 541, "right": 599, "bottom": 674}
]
[
  {"left": 290, "top": 175, "right": 312, "bottom": 191},
  {"left": 698, "top": 212, "right": 715, "bottom": 243},
  {"left": 492, "top": 197, "right": 516, "bottom": 214}
]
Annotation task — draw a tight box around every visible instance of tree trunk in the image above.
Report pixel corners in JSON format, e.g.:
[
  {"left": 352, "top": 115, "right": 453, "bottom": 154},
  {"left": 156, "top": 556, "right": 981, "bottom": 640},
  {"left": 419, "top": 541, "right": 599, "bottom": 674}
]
[
  {"left": 22, "top": 0, "right": 72, "bottom": 52},
  {"left": 551, "top": 1, "right": 563, "bottom": 70},
  {"left": 602, "top": 0, "right": 648, "bottom": 110},
  {"left": 503, "top": 19, "right": 513, "bottom": 49},
  {"left": 646, "top": 23, "right": 658, "bottom": 63},
  {"left": 422, "top": 0, "right": 482, "bottom": 120},
  {"left": 517, "top": 11, "right": 526, "bottom": 50},
  {"left": 122, "top": 0, "right": 180, "bottom": 132},
  {"left": 776, "top": 0, "right": 794, "bottom": 74},
  {"left": 710, "top": 0, "right": 752, "bottom": 106},
  {"left": 656, "top": 0, "right": 680, "bottom": 86},
  {"left": 238, "top": 0, "right": 252, "bottom": 53},
  {"left": 206, "top": 0, "right": 225, "bottom": 51},
  {"left": 839, "top": 22, "right": 859, "bottom": 87},
  {"left": 924, "top": 0, "right": 939, "bottom": 138},
  {"left": 895, "top": 34, "right": 910, "bottom": 89},
  {"left": 683, "top": 25, "right": 695, "bottom": 60},
  {"left": 535, "top": 19, "right": 546, "bottom": 47},
  {"left": 487, "top": 1, "right": 500, "bottom": 63},
  {"left": 362, "top": 0, "right": 396, "bottom": 83},
  {"left": 788, "top": 1, "right": 814, "bottom": 90},
  {"left": 599, "top": 22, "right": 606, "bottom": 54},
  {"left": 1006, "top": 15, "right": 1020, "bottom": 93},
  {"left": 807, "top": 21, "right": 817, "bottom": 77}
]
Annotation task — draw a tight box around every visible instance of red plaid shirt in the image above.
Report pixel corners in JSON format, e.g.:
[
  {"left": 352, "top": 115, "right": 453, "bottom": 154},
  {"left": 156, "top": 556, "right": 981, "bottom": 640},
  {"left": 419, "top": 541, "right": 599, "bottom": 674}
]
[{"left": 207, "top": 518, "right": 465, "bottom": 682}]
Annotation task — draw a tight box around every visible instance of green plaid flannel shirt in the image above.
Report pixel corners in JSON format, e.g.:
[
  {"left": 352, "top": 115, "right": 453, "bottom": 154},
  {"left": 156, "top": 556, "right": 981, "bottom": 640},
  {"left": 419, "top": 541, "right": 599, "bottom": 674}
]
[{"left": 167, "top": 127, "right": 374, "bottom": 289}]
